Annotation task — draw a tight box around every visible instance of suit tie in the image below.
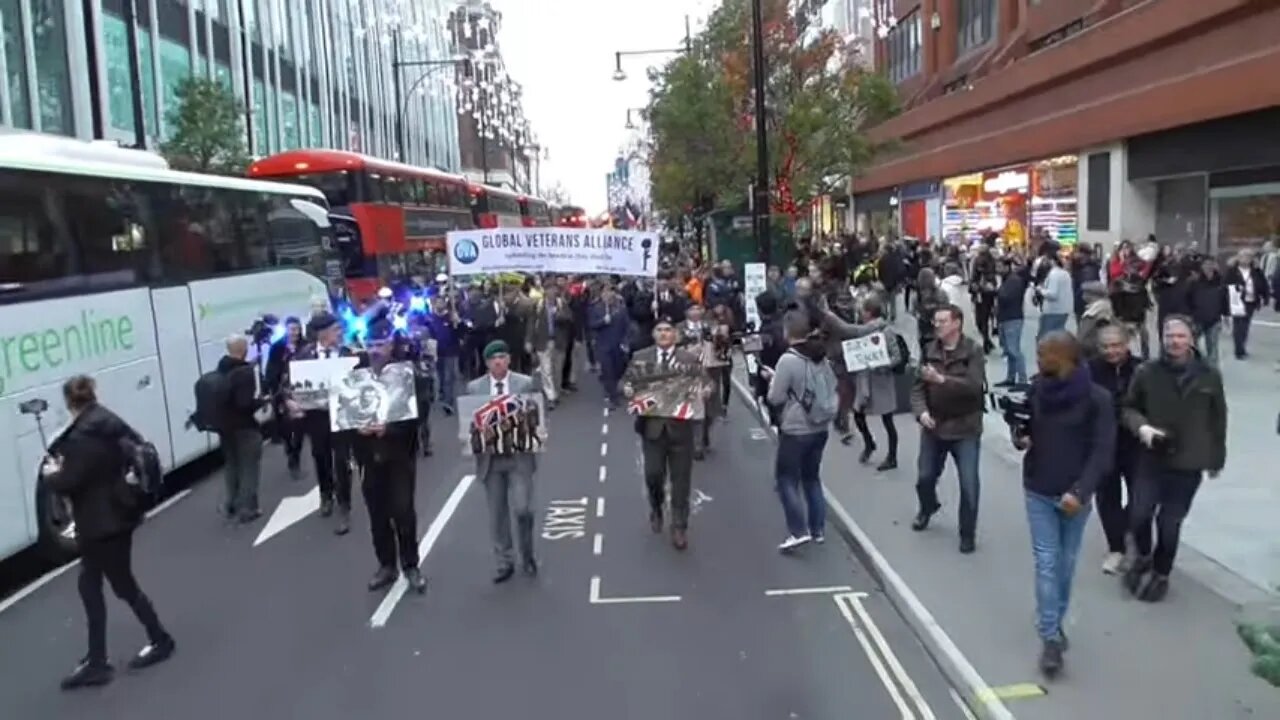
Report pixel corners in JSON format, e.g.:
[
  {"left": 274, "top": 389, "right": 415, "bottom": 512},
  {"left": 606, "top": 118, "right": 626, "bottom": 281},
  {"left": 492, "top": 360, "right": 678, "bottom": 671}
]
[{"left": 496, "top": 380, "right": 505, "bottom": 395}]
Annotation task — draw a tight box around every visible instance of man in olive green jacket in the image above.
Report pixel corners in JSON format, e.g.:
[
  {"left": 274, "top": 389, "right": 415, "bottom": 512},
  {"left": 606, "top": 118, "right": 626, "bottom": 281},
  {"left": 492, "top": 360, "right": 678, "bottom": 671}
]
[{"left": 1121, "top": 315, "right": 1227, "bottom": 602}]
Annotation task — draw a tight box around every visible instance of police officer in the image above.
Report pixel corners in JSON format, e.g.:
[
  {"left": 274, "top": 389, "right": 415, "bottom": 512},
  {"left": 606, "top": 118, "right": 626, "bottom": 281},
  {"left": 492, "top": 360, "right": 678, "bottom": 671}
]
[
  {"left": 288, "top": 311, "right": 356, "bottom": 535},
  {"left": 353, "top": 317, "right": 428, "bottom": 594}
]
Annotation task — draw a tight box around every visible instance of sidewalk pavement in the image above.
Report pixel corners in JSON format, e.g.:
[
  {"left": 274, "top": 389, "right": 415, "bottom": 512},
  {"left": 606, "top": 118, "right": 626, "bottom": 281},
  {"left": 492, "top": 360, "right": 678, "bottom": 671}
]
[
  {"left": 936, "top": 293, "right": 1280, "bottom": 600},
  {"left": 731, "top": 299, "right": 1280, "bottom": 719}
]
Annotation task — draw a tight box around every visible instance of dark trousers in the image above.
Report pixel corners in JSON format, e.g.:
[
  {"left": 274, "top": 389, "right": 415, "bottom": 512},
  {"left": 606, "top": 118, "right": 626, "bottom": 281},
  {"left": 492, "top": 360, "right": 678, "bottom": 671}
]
[
  {"left": 361, "top": 451, "right": 420, "bottom": 571},
  {"left": 1130, "top": 461, "right": 1203, "bottom": 576},
  {"left": 915, "top": 433, "right": 982, "bottom": 540},
  {"left": 304, "top": 412, "right": 352, "bottom": 509},
  {"left": 219, "top": 428, "right": 263, "bottom": 516},
  {"left": 853, "top": 412, "right": 898, "bottom": 460},
  {"left": 561, "top": 332, "right": 576, "bottom": 387},
  {"left": 79, "top": 532, "right": 168, "bottom": 664},
  {"left": 1231, "top": 309, "right": 1255, "bottom": 357},
  {"left": 642, "top": 421, "right": 695, "bottom": 529},
  {"left": 834, "top": 373, "right": 854, "bottom": 434},
  {"left": 1096, "top": 452, "right": 1137, "bottom": 554},
  {"left": 974, "top": 298, "right": 995, "bottom": 349},
  {"left": 598, "top": 345, "right": 627, "bottom": 403},
  {"left": 279, "top": 415, "right": 304, "bottom": 470}
]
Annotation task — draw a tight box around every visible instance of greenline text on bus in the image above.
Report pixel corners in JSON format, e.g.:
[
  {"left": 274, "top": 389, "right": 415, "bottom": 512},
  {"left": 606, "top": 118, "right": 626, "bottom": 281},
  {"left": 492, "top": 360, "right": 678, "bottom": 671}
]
[{"left": 0, "top": 310, "right": 137, "bottom": 396}]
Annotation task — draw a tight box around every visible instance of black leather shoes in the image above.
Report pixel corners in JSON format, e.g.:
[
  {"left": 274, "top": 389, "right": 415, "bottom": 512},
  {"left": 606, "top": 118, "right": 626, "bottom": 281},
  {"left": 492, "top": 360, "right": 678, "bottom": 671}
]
[
  {"left": 522, "top": 557, "right": 538, "bottom": 577},
  {"left": 334, "top": 507, "right": 350, "bottom": 536},
  {"left": 367, "top": 566, "right": 397, "bottom": 592},
  {"left": 60, "top": 661, "right": 113, "bottom": 690},
  {"left": 404, "top": 568, "right": 427, "bottom": 594},
  {"left": 493, "top": 565, "right": 515, "bottom": 584}
]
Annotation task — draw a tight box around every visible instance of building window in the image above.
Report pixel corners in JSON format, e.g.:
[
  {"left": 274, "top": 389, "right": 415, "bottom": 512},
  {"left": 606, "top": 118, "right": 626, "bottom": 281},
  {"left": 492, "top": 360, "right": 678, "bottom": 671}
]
[
  {"left": 103, "top": 13, "right": 157, "bottom": 139},
  {"left": 0, "top": 0, "right": 31, "bottom": 128},
  {"left": 282, "top": 91, "right": 299, "bottom": 148},
  {"left": 1086, "top": 152, "right": 1111, "bottom": 231},
  {"left": 886, "top": 11, "right": 921, "bottom": 84},
  {"left": 33, "top": 0, "right": 74, "bottom": 135},
  {"left": 159, "top": 38, "right": 191, "bottom": 141},
  {"left": 958, "top": 0, "right": 996, "bottom": 54}
]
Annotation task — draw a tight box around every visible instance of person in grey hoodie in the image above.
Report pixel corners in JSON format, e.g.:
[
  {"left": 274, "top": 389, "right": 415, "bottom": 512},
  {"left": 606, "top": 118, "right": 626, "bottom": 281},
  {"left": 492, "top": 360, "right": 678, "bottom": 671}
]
[
  {"left": 1036, "top": 254, "right": 1074, "bottom": 340},
  {"left": 766, "top": 311, "right": 837, "bottom": 553}
]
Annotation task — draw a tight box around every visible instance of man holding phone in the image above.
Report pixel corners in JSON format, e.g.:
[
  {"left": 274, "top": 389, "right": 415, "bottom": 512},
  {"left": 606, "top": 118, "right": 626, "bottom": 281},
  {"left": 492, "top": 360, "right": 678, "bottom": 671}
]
[{"left": 909, "top": 304, "right": 987, "bottom": 554}]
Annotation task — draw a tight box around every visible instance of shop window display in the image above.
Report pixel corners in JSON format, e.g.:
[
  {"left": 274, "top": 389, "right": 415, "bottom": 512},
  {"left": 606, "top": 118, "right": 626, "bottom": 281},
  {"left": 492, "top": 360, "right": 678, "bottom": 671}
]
[{"left": 1210, "top": 183, "right": 1280, "bottom": 259}]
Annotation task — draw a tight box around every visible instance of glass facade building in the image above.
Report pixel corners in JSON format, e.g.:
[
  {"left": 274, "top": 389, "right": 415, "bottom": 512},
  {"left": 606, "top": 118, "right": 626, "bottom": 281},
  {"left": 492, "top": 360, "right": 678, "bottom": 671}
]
[{"left": 0, "top": 0, "right": 460, "bottom": 171}]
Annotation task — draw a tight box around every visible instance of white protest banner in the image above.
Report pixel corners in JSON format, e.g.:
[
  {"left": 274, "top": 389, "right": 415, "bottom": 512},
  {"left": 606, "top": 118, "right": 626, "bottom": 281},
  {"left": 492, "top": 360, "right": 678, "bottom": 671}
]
[
  {"left": 841, "top": 333, "right": 892, "bottom": 373},
  {"left": 446, "top": 227, "right": 659, "bottom": 278},
  {"left": 743, "top": 262, "right": 767, "bottom": 330}
]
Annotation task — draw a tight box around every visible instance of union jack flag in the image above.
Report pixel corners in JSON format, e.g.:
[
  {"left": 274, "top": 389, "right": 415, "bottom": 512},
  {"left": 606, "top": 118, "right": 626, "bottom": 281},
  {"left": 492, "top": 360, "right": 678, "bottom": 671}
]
[
  {"left": 672, "top": 401, "right": 695, "bottom": 420},
  {"left": 628, "top": 395, "right": 657, "bottom": 416},
  {"left": 474, "top": 394, "right": 523, "bottom": 429}
]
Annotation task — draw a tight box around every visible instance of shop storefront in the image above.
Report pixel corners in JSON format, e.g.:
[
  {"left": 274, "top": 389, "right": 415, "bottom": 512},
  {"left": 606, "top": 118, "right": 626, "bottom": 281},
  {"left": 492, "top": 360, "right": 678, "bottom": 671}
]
[
  {"left": 852, "top": 188, "right": 898, "bottom": 239},
  {"left": 942, "top": 156, "right": 1079, "bottom": 251},
  {"left": 1129, "top": 107, "right": 1280, "bottom": 258},
  {"left": 897, "top": 180, "right": 942, "bottom": 242}
]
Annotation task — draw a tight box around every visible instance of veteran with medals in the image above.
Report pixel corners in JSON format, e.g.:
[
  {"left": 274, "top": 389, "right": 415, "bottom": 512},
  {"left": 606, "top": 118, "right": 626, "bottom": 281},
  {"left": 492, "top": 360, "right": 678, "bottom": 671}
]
[{"left": 622, "top": 317, "right": 709, "bottom": 551}]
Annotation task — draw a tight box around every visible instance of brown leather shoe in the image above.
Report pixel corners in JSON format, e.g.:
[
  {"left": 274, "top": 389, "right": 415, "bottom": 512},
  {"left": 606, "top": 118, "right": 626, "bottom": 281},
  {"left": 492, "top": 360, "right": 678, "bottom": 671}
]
[
  {"left": 671, "top": 527, "right": 688, "bottom": 551},
  {"left": 649, "top": 511, "right": 663, "bottom": 534}
]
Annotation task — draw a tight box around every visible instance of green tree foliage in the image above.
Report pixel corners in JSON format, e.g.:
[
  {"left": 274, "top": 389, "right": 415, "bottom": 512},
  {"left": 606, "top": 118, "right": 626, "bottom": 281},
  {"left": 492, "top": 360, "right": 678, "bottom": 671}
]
[
  {"left": 647, "top": 0, "right": 898, "bottom": 219},
  {"left": 160, "top": 76, "right": 251, "bottom": 175}
]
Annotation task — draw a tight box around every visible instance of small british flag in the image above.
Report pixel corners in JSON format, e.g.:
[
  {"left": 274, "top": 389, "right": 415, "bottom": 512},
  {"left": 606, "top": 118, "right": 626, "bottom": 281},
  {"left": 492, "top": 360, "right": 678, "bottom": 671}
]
[
  {"left": 474, "top": 394, "right": 523, "bottom": 429},
  {"left": 628, "top": 395, "right": 657, "bottom": 416},
  {"left": 672, "top": 401, "right": 695, "bottom": 420}
]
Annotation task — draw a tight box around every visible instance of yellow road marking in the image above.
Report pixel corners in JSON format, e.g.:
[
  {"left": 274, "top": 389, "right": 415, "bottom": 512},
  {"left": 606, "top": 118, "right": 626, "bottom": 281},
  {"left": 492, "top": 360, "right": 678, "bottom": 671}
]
[{"left": 977, "top": 683, "right": 1047, "bottom": 703}]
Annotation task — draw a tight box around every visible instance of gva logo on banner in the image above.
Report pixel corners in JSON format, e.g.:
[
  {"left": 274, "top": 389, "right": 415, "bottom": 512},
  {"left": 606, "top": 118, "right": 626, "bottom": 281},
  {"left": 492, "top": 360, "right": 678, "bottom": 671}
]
[{"left": 453, "top": 238, "right": 479, "bottom": 265}]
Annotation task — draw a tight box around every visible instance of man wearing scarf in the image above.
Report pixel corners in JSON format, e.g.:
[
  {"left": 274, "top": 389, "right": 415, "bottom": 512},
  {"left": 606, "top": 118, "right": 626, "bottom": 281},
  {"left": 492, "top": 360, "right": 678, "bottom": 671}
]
[
  {"left": 1013, "top": 331, "right": 1114, "bottom": 677},
  {"left": 1122, "top": 315, "right": 1227, "bottom": 603}
]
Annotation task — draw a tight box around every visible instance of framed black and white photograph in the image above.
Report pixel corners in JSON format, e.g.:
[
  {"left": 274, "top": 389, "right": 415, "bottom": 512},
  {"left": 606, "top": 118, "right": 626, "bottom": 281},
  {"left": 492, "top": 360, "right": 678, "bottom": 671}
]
[
  {"left": 455, "top": 392, "right": 547, "bottom": 456},
  {"left": 288, "top": 357, "right": 358, "bottom": 411},
  {"left": 328, "top": 362, "right": 419, "bottom": 432}
]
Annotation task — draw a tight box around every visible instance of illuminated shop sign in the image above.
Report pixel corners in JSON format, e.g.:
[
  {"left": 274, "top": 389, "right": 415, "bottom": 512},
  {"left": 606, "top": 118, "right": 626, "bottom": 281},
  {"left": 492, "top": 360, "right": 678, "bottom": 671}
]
[{"left": 983, "top": 171, "right": 1030, "bottom": 194}]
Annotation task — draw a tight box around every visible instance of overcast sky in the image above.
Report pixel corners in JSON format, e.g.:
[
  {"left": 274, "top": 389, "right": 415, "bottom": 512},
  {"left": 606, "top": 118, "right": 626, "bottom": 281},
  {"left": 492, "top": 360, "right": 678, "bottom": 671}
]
[{"left": 494, "top": 0, "right": 719, "bottom": 212}]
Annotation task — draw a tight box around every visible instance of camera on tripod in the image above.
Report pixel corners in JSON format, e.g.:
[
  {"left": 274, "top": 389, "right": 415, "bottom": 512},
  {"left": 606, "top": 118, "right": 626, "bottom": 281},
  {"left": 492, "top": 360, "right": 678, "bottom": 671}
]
[{"left": 247, "top": 314, "right": 279, "bottom": 346}]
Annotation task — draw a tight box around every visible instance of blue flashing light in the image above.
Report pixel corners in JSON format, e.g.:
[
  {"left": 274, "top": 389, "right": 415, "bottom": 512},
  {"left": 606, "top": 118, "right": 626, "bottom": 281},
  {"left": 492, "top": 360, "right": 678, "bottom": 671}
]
[
  {"left": 392, "top": 313, "right": 409, "bottom": 331},
  {"left": 408, "top": 294, "right": 427, "bottom": 313},
  {"left": 270, "top": 322, "right": 288, "bottom": 344}
]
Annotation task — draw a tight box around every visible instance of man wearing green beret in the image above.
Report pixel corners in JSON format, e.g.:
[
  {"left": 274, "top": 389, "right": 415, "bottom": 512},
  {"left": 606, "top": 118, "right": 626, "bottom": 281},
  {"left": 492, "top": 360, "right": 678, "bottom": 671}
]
[{"left": 466, "top": 339, "right": 542, "bottom": 583}]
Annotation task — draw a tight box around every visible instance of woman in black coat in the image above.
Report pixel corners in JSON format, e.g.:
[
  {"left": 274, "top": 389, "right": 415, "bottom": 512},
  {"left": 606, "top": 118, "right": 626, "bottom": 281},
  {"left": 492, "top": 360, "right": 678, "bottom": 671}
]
[
  {"left": 1223, "top": 250, "right": 1271, "bottom": 359},
  {"left": 42, "top": 375, "right": 174, "bottom": 690}
]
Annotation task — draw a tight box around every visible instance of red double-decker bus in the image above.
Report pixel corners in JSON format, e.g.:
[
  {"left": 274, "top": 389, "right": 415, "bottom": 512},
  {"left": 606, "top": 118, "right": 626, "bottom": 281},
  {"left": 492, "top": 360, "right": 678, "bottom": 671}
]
[
  {"left": 557, "top": 205, "right": 588, "bottom": 228},
  {"left": 519, "top": 195, "right": 553, "bottom": 227},
  {"left": 248, "top": 149, "right": 472, "bottom": 299},
  {"left": 468, "top": 183, "right": 524, "bottom": 228}
]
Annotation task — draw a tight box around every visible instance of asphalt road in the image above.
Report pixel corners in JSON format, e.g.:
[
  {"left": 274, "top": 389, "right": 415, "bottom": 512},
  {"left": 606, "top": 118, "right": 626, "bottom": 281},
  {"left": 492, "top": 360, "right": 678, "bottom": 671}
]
[{"left": 0, "top": 377, "right": 967, "bottom": 720}]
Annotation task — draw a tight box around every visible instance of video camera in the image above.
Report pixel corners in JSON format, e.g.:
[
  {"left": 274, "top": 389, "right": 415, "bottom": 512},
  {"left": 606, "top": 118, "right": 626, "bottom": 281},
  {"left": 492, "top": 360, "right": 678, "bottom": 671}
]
[
  {"left": 989, "top": 383, "right": 1032, "bottom": 438},
  {"left": 247, "top": 314, "right": 279, "bottom": 346}
]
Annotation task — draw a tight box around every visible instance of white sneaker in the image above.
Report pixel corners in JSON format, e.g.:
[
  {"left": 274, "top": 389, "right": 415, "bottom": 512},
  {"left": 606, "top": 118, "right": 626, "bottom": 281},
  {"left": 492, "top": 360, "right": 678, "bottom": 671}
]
[
  {"left": 1101, "top": 552, "right": 1125, "bottom": 575},
  {"left": 778, "top": 535, "right": 811, "bottom": 552}
]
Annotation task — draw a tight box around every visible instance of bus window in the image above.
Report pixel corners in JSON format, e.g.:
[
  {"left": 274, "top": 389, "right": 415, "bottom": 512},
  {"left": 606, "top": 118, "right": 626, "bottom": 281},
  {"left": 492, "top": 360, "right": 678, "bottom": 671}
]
[
  {"left": 291, "top": 171, "right": 355, "bottom": 208},
  {"left": 267, "top": 195, "right": 328, "bottom": 278},
  {"left": 0, "top": 177, "right": 72, "bottom": 295},
  {"left": 63, "top": 177, "right": 154, "bottom": 284}
]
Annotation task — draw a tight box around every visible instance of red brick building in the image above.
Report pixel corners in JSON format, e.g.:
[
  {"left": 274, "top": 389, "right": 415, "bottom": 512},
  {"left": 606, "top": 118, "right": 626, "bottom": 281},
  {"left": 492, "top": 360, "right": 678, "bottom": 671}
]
[{"left": 853, "top": 0, "right": 1280, "bottom": 257}]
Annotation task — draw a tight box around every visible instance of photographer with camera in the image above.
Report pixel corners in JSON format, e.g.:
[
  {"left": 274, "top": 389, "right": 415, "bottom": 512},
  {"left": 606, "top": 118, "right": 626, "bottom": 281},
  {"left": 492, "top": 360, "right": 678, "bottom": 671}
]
[
  {"left": 1012, "top": 332, "right": 1114, "bottom": 677},
  {"left": 1121, "top": 315, "right": 1227, "bottom": 602}
]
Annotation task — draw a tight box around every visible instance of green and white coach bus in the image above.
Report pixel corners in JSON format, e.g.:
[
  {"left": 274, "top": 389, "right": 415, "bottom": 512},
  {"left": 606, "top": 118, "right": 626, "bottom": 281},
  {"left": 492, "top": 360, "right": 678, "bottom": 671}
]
[{"left": 0, "top": 135, "right": 336, "bottom": 562}]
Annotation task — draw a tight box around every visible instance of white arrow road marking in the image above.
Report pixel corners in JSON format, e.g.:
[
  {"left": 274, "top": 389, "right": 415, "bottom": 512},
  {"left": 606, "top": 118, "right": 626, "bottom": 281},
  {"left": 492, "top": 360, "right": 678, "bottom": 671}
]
[
  {"left": 254, "top": 485, "right": 321, "bottom": 547},
  {"left": 691, "top": 488, "right": 713, "bottom": 515}
]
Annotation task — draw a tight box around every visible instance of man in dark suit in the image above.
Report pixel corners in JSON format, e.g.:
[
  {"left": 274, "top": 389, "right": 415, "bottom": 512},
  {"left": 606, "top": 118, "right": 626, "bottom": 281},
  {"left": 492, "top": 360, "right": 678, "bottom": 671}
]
[
  {"left": 622, "top": 318, "right": 706, "bottom": 551},
  {"left": 286, "top": 311, "right": 356, "bottom": 535}
]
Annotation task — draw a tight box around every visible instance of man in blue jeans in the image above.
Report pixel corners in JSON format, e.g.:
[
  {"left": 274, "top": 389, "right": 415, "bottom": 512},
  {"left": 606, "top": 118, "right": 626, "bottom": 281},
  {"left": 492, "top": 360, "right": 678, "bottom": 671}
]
[
  {"left": 765, "top": 312, "right": 836, "bottom": 553},
  {"left": 910, "top": 304, "right": 986, "bottom": 554}
]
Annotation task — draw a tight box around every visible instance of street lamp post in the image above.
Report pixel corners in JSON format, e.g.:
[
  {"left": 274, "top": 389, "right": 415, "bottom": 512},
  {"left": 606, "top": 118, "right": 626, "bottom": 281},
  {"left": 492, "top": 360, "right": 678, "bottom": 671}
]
[
  {"left": 391, "top": 32, "right": 463, "bottom": 163},
  {"left": 610, "top": 15, "right": 692, "bottom": 81},
  {"left": 749, "top": 0, "right": 771, "bottom": 265}
]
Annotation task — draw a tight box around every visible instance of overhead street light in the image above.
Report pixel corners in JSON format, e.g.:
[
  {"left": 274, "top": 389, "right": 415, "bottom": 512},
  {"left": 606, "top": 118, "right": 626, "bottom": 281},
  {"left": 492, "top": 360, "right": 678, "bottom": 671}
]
[{"left": 611, "top": 15, "right": 693, "bottom": 82}]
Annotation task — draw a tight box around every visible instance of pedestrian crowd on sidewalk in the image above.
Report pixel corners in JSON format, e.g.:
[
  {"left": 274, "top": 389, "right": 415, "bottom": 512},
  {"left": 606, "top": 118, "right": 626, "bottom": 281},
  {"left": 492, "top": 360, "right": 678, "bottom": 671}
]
[{"left": 747, "top": 229, "right": 1255, "bottom": 679}]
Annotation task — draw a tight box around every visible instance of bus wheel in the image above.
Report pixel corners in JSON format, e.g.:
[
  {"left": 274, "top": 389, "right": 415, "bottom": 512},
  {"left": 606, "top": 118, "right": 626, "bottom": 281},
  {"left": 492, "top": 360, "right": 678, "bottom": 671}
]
[{"left": 35, "top": 480, "right": 78, "bottom": 562}]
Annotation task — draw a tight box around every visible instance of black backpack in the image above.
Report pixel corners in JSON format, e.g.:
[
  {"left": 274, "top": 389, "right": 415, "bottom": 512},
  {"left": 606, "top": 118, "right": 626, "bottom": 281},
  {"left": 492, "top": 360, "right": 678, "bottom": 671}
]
[
  {"left": 116, "top": 430, "right": 163, "bottom": 517},
  {"left": 892, "top": 333, "right": 911, "bottom": 374},
  {"left": 192, "top": 370, "right": 230, "bottom": 432}
]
